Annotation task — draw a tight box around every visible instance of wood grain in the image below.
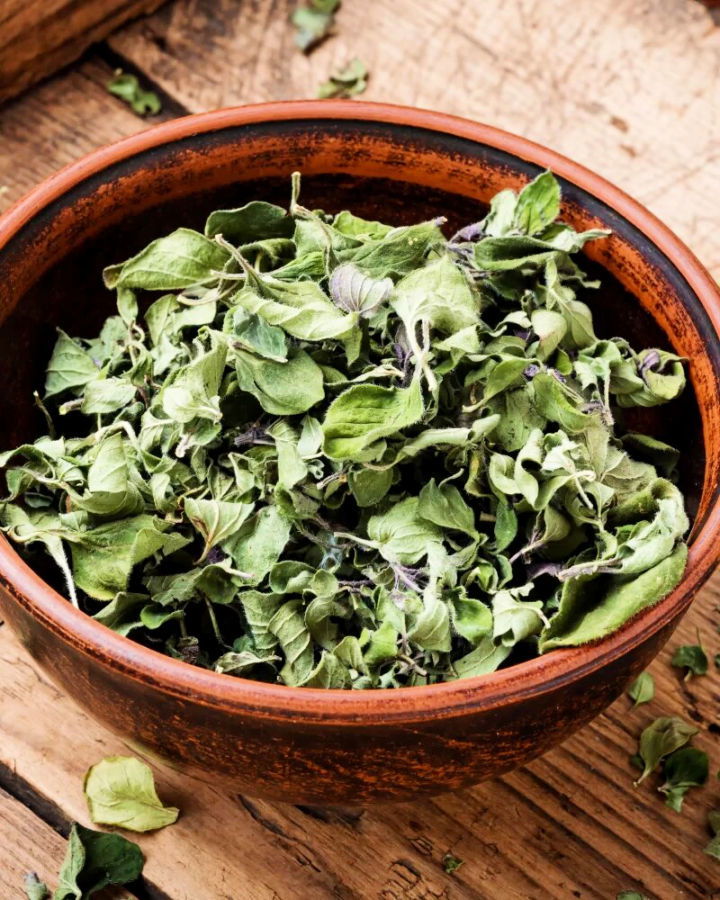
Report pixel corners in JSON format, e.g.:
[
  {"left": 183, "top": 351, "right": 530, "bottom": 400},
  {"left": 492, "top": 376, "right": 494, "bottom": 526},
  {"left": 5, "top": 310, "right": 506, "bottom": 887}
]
[
  {"left": 106, "top": 0, "right": 720, "bottom": 280},
  {"left": 0, "top": 786, "right": 136, "bottom": 899},
  {"left": 0, "top": 0, "right": 166, "bottom": 104}
]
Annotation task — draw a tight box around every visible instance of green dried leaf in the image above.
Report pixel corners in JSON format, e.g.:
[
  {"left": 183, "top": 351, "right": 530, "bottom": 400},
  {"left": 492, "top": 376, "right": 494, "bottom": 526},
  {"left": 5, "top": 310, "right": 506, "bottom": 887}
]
[
  {"left": 323, "top": 378, "right": 424, "bottom": 459},
  {"left": 107, "top": 71, "right": 161, "bottom": 116},
  {"left": 367, "top": 497, "right": 443, "bottom": 565},
  {"left": 441, "top": 852, "right": 464, "bottom": 875},
  {"left": 634, "top": 716, "right": 698, "bottom": 784},
  {"left": 418, "top": 479, "right": 478, "bottom": 539},
  {"left": 539, "top": 544, "right": 688, "bottom": 652},
  {"left": 704, "top": 810, "right": 720, "bottom": 860},
  {"left": 318, "top": 58, "right": 369, "bottom": 99},
  {"left": 670, "top": 643, "right": 708, "bottom": 680},
  {"left": 291, "top": 0, "right": 340, "bottom": 52},
  {"left": 234, "top": 348, "right": 324, "bottom": 414},
  {"left": 44, "top": 330, "right": 99, "bottom": 398},
  {"left": 659, "top": 746, "right": 708, "bottom": 812},
  {"left": 105, "top": 228, "right": 229, "bottom": 291},
  {"left": 84, "top": 756, "right": 179, "bottom": 832},
  {"left": 627, "top": 671, "right": 654, "bottom": 706},
  {"left": 54, "top": 823, "right": 144, "bottom": 899},
  {"left": 514, "top": 171, "right": 561, "bottom": 235},
  {"left": 24, "top": 874, "right": 49, "bottom": 900}
]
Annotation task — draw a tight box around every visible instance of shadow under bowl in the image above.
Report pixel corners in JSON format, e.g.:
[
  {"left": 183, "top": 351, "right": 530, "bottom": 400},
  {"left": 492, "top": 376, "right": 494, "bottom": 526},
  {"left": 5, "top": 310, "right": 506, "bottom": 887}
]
[{"left": 0, "top": 101, "right": 719, "bottom": 804}]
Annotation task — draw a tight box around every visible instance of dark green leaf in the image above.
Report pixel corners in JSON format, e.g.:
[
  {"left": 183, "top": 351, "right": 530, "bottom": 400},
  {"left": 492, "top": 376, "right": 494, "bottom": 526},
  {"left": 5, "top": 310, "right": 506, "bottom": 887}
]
[
  {"left": 107, "top": 71, "right": 161, "bottom": 116},
  {"left": 670, "top": 644, "right": 708, "bottom": 680},
  {"left": 659, "top": 746, "right": 708, "bottom": 812},
  {"left": 634, "top": 716, "right": 698, "bottom": 784}
]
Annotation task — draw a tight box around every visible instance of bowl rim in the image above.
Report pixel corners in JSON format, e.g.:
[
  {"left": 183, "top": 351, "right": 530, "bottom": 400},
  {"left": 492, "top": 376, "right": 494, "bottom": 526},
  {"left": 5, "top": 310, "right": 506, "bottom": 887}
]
[{"left": 1, "top": 99, "right": 719, "bottom": 724}]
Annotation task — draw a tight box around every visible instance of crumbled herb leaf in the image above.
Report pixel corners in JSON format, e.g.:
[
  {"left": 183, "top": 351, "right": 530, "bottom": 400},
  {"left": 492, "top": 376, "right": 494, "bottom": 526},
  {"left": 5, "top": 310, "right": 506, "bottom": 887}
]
[
  {"left": 704, "top": 810, "right": 720, "bottom": 860},
  {"left": 24, "top": 873, "right": 49, "bottom": 900},
  {"left": 671, "top": 643, "right": 708, "bottom": 679},
  {"left": 84, "top": 755, "right": 179, "bottom": 832},
  {"left": 0, "top": 172, "right": 690, "bottom": 689},
  {"left": 617, "top": 892, "right": 651, "bottom": 900},
  {"left": 634, "top": 717, "right": 698, "bottom": 784},
  {"left": 318, "top": 58, "right": 368, "bottom": 99},
  {"left": 107, "top": 70, "right": 161, "bottom": 117},
  {"left": 659, "top": 746, "right": 708, "bottom": 812},
  {"left": 53, "top": 823, "right": 143, "bottom": 899},
  {"left": 442, "top": 852, "right": 464, "bottom": 875},
  {"left": 291, "top": 0, "right": 340, "bottom": 52},
  {"left": 627, "top": 671, "right": 654, "bottom": 706}
]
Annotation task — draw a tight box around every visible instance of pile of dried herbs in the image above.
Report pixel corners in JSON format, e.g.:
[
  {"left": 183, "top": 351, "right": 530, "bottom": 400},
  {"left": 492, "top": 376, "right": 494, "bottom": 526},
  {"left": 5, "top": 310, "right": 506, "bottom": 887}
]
[{"left": 0, "top": 172, "right": 690, "bottom": 688}]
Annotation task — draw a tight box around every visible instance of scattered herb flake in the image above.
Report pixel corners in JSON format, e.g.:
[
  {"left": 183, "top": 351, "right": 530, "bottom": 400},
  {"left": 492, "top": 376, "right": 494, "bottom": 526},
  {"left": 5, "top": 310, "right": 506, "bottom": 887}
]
[
  {"left": 705, "top": 810, "right": 720, "bottom": 860},
  {"left": 670, "top": 643, "right": 708, "bottom": 679},
  {"left": 84, "top": 755, "right": 179, "bottom": 832},
  {"left": 291, "top": 0, "right": 340, "bottom": 52},
  {"left": 107, "top": 70, "right": 161, "bottom": 117},
  {"left": 659, "top": 745, "right": 708, "bottom": 812},
  {"left": 442, "top": 852, "right": 464, "bottom": 875},
  {"left": 616, "top": 892, "right": 651, "bottom": 900},
  {"left": 23, "top": 873, "right": 49, "bottom": 900},
  {"left": 0, "top": 171, "right": 690, "bottom": 689},
  {"left": 30, "top": 823, "right": 143, "bottom": 899},
  {"left": 317, "top": 58, "right": 368, "bottom": 99},
  {"left": 627, "top": 671, "right": 654, "bottom": 706},
  {"left": 634, "top": 716, "right": 698, "bottom": 784}
]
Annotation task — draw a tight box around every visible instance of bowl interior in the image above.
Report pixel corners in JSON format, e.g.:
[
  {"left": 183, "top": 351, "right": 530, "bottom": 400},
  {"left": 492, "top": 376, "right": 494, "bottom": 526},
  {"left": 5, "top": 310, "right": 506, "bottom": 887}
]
[{"left": 0, "top": 108, "right": 718, "bottom": 683}]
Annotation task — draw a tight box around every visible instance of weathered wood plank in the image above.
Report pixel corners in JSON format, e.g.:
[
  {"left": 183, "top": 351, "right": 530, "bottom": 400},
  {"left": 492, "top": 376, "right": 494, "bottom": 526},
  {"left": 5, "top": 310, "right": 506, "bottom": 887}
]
[
  {"left": 0, "top": 56, "right": 175, "bottom": 214},
  {"left": 107, "top": 0, "right": 720, "bottom": 281},
  {"left": 0, "top": 0, "right": 166, "bottom": 104},
  {"left": 1, "top": 565, "right": 719, "bottom": 900},
  {"left": 0, "top": 785, "right": 137, "bottom": 899}
]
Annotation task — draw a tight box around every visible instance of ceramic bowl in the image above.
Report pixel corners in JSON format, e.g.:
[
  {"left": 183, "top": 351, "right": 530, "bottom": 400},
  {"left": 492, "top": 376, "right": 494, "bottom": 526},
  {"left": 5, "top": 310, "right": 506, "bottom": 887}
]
[{"left": 1, "top": 102, "right": 719, "bottom": 804}]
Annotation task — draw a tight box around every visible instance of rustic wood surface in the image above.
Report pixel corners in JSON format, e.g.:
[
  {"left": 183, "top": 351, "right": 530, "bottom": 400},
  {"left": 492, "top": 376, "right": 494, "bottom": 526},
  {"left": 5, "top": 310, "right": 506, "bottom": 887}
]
[
  {"left": 1, "top": 0, "right": 720, "bottom": 897},
  {"left": 0, "top": 0, "right": 166, "bottom": 104}
]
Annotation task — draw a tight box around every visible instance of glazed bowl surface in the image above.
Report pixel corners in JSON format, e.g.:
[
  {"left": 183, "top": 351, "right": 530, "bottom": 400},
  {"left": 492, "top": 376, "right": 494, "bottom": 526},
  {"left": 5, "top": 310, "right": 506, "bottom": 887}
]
[{"left": 0, "top": 101, "right": 719, "bottom": 804}]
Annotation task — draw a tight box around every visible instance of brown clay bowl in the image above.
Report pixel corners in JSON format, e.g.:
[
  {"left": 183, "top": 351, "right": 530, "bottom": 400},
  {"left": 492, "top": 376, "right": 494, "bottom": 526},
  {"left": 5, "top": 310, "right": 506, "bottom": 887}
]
[{"left": 0, "top": 101, "right": 719, "bottom": 805}]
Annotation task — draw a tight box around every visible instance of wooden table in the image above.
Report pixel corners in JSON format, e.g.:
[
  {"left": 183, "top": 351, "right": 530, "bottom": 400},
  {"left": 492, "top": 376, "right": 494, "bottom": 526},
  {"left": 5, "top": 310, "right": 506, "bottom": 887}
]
[{"left": 2, "top": 1, "right": 720, "bottom": 897}]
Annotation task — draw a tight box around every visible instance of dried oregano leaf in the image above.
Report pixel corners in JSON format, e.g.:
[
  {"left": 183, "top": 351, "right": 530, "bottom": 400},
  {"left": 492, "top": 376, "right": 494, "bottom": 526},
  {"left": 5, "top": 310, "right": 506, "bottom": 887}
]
[
  {"left": 0, "top": 172, "right": 689, "bottom": 689},
  {"left": 50, "top": 823, "right": 143, "bottom": 899},
  {"left": 84, "top": 756, "right": 179, "bottom": 833},
  {"left": 634, "top": 716, "right": 698, "bottom": 784},
  {"left": 106, "top": 70, "right": 161, "bottom": 117},
  {"left": 627, "top": 671, "right": 654, "bottom": 706}
]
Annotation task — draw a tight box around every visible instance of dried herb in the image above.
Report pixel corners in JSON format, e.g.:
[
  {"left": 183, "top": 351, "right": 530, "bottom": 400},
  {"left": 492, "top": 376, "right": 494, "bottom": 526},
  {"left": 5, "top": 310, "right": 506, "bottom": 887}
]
[
  {"left": 25, "top": 824, "right": 143, "bottom": 899},
  {"left": 84, "top": 756, "right": 179, "bottom": 832},
  {"left": 318, "top": 58, "right": 368, "bottom": 99},
  {"left": 659, "top": 746, "right": 708, "bottom": 812},
  {"left": 704, "top": 810, "right": 720, "bottom": 860},
  {"left": 292, "top": 0, "right": 340, "bottom": 52},
  {"left": 627, "top": 671, "right": 654, "bottom": 706},
  {"left": 617, "top": 893, "right": 651, "bottom": 900},
  {"left": 107, "top": 70, "right": 161, "bottom": 117},
  {"left": 671, "top": 642, "right": 708, "bottom": 679},
  {"left": 0, "top": 172, "right": 690, "bottom": 689},
  {"left": 442, "top": 852, "right": 464, "bottom": 874},
  {"left": 24, "top": 874, "right": 49, "bottom": 900},
  {"left": 634, "top": 716, "right": 698, "bottom": 784}
]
